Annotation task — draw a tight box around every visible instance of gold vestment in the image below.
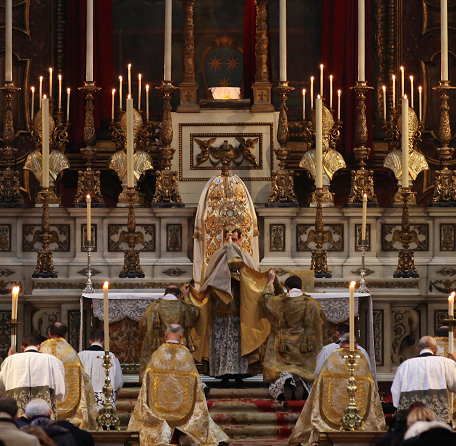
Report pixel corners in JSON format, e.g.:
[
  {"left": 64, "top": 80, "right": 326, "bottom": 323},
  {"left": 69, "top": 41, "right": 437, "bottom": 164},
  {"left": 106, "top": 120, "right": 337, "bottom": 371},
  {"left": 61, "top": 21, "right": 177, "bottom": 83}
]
[
  {"left": 40, "top": 337, "right": 98, "bottom": 430},
  {"left": 139, "top": 299, "right": 200, "bottom": 383},
  {"left": 289, "top": 349, "right": 386, "bottom": 445},
  {"left": 128, "top": 342, "right": 230, "bottom": 446},
  {"left": 436, "top": 336, "right": 456, "bottom": 422},
  {"left": 261, "top": 283, "right": 326, "bottom": 382}
]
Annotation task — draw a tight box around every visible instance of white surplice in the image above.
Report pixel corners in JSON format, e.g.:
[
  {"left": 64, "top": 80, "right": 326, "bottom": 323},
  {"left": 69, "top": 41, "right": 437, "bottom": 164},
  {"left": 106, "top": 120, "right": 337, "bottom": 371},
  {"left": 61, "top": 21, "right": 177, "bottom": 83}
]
[
  {"left": 78, "top": 344, "right": 123, "bottom": 410},
  {"left": 0, "top": 347, "right": 65, "bottom": 419}
]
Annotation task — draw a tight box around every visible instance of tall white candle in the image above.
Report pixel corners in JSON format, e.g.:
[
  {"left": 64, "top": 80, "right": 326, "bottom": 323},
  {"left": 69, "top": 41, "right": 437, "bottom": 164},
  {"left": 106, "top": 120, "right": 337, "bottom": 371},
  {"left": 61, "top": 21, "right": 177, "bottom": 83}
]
[
  {"left": 138, "top": 74, "right": 142, "bottom": 110},
  {"left": 410, "top": 75, "right": 414, "bottom": 108},
  {"left": 442, "top": 0, "right": 449, "bottom": 81},
  {"left": 362, "top": 193, "right": 367, "bottom": 240},
  {"left": 449, "top": 292, "right": 455, "bottom": 355},
  {"left": 146, "top": 84, "right": 150, "bottom": 121},
  {"left": 382, "top": 85, "right": 387, "bottom": 121},
  {"left": 392, "top": 74, "right": 396, "bottom": 109},
  {"left": 402, "top": 96, "right": 409, "bottom": 188},
  {"left": 119, "top": 76, "right": 123, "bottom": 110},
  {"left": 302, "top": 89, "right": 306, "bottom": 120},
  {"left": 31, "top": 87, "right": 35, "bottom": 121},
  {"left": 337, "top": 90, "right": 341, "bottom": 121},
  {"left": 86, "top": 0, "right": 94, "bottom": 82},
  {"left": 111, "top": 89, "right": 116, "bottom": 121},
  {"left": 320, "top": 64, "right": 324, "bottom": 97},
  {"left": 349, "top": 281, "right": 356, "bottom": 351},
  {"left": 126, "top": 96, "right": 134, "bottom": 188},
  {"left": 315, "top": 96, "right": 323, "bottom": 189},
  {"left": 128, "top": 64, "right": 132, "bottom": 96},
  {"left": 49, "top": 68, "right": 53, "bottom": 97},
  {"left": 11, "top": 286, "right": 19, "bottom": 320},
  {"left": 66, "top": 88, "right": 70, "bottom": 122},
  {"left": 42, "top": 96, "right": 50, "bottom": 189},
  {"left": 329, "top": 75, "right": 333, "bottom": 110},
  {"left": 58, "top": 75, "right": 62, "bottom": 110},
  {"left": 310, "top": 76, "right": 314, "bottom": 110},
  {"left": 400, "top": 66, "right": 405, "bottom": 98},
  {"left": 358, "top": 0, "right": 365, "bottom": 81},
  {"left": 86, "top": 194, "right": 91, "bottom": 242},
  {"left": 5, "top": 0, "right": 12, "bottom": 82},
  {"left": 39, "top": 76, "right": 43, "bottom": 109},
  {"left": 103, "top": 282, "right": 110, "bottom": 352},
  {"left": 164, "top": 0, "right": 173, "bottom": 81},
  {"left": 418, "top": 86, "right": 423, "bottom": 122}
]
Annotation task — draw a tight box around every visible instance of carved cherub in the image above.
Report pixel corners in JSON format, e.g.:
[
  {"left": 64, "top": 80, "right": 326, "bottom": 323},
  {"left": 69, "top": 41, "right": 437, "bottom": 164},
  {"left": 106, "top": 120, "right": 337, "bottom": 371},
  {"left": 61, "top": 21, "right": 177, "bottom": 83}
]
[
  {"left": 194, "top": 137, "right": 217, "bottom": 166},
  {"left": 235, "top": 137, "right": 259, "bottom": 166}
]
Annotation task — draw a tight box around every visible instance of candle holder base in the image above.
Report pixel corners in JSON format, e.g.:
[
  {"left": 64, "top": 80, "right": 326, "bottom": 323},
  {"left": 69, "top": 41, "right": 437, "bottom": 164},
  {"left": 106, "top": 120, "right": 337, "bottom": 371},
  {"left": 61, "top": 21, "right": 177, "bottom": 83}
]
[
  {"left": 251, "top": 82, "right": 275, "bottom": 113},
  {"left": 177, "top": 83, "right": 200, "bottom": 113},
  {"left": 348, "top": 167, "right": 377, "bottom": 206},
  {"left": 152, "top": 170, "right": 183, "bottom": 205},
  {"left": 0, "top": 166, "right": 24, "bottom": 206},
  {"left": 74, "top": 148, "right": 106, "bottom": 206},
  {"left": 83, "top": 241, "right": 95, "bottom": 294},
  {"left": 310, "top": 187, "right": 333, "bottom": 207},
  {"left": 268, "top": 169, "right": 298, "bottom": 205},
  {"left": 119, "top": 251, "right": 145, "bottom": 278}
]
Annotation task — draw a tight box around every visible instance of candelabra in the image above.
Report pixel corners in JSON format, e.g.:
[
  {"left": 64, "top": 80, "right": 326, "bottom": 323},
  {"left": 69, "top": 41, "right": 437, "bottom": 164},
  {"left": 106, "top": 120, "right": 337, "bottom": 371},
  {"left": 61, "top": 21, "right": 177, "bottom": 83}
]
[
  {"left": 96, "top": 352, "right": 121, "bottom": 430},
  {"left": 393, "top": 188, "right": 419, "bottom": 278},
  {"left": 119, "top": 187, "right": 145, "bottom": 278},
  {"left": 357, "top": 240, "right": 369, "bottom": 293},
  {"left": 268, "top": 81, "right": 297, "bottom": 205},
  {"left": 0, "top": 81, "right": 23, "bottom": 206},
  {"left": 340, "top": 351, "right": 364, "bottom": 431},
  {"left": 83, "top": 239, "right": 94, "bottom": 293},
  {"left": 310, "top": 189, "right": 331, "bottom": 277},
  {"left": 348, "top": 81, "right": 377, "bottom": 206},
  {"left": 432, "top": 81, "right": 456, "bottom": 204},
  {"left": 152, "top": 81, "right": 183, "bottom": 205},
  {"left": 32, "top": 188, "right": 57, "bottom": 278},
  {"left": 7, "top": 319, "right": 21, "bottom": 353}
]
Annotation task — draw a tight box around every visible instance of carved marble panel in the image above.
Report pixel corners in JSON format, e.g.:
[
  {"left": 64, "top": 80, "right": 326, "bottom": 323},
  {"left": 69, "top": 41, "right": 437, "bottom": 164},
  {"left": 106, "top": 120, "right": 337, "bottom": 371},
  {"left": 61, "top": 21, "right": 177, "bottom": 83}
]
[
  {"left": 0, "top": 311, "right": 11, "bottom": 365},
  {"left": 381, "top": 224, "right": 429, "bottom": 251},
  {"left": 163, "top": 268, "right": 186, "bottom": 277},
  {"left": 429, "top": 279, "right": 456, "bottom": 294},
  {"left": 0, "top": 225, "right": 11, "bottom": 252},
  {"left": 270, "top": 224, "right": 285, "bottom": 252},
  {"left": 373, "top": 309, "right": 384, "bottom": 366},
  {"left": 81, "top": 224, "right": 97, "bottom": 252},
  {"left": 435, "top": 310, "right": 449, "bottom": 333},
  {"left": 354, "top": 224, "right": 371, "bottom": 251},
  {"left": 68, "top": 309, "right": 82, "bottom": 351},
  {"left": 440, "top": 224, "right": 456, "bottom": 251},
  {"left": 108, "top": 224, "right": 155, "bottom": 252},
  {"left": 32, "top": 309, "right": 60, "bottom": 340},
  {"left": 167, "top": 224, "right": 182, "bottom": 252},
  {"left": 391, "top": 308, "right": 420, "bottom": 365},
  {"left": 0, "top": 1, "right": 30, "bottom": 37},
  {"left": 297, "top": 224, "right": 343, "bottom": 252},
  {"left": 23, "top": 224, "right": 70, "bottom": 252}
]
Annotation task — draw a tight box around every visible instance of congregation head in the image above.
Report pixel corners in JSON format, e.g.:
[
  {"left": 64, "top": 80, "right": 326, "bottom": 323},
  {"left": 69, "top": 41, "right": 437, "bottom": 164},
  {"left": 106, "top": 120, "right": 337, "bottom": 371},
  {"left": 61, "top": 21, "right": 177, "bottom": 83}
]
[
  {"left": 435, "top": 325, "right": 449, "bottom": 337},
  {"left": 284, "top": 275, "right": 302, "bottom": 291},
  {"left": 0, "top": 396, "right": 18, "bottom": 419},
  {"left": 407, "top": 404, "right": 436, "bottom": 427},
  {"left": 165, "top": 285, "right": 182, "bottom": 298},
  {"left": 417, "top": 335, "right": 437, "bottom": 353},
  {"left": 22, "top": 334, "right": 41, "bottom": 348},
  {"left": 48, "top": 322, "right": 68, "bottom": 338},
  {"left": 337, "top": 323, "right": 350, "bottom": 336},
  {"left": 89, "top": 329, "right": 104, "bottom": 343},
  {"left": 25, "top": 398, "right": 51, "bottom": 418}
]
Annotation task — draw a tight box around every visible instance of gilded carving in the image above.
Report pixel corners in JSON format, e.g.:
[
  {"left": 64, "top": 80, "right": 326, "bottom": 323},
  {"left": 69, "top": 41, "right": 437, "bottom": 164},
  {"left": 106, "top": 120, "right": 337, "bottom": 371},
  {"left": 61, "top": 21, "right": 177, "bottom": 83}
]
[
  {"left": 162, "top": 268, "right": 186, "bottom": 277},
  {"left": 355, "top": 224, "right": 371, "bottom": 251},
  {"left": 381, "top": 223, "right": 428, "bottom": 251},
  {"left": 270, "top": 224, "right": 285, "bottom": 252},
  {"left": 373, "top": 310, "right": 384, "bottom": 366},
  {"left": 297, "top": 224, "right": 343, "bottom": 252},
  {"left": 77, "top": 267, "right": 101, "bottom": 277},
  {"left": 436, "top": 267, "right": 456, "bottom": 276},
  {"left": 351, "top": 268, "right": 375, "bottom": 277},
  {"left": 167, "top": 224, "right": 182, "bottom": 252},
  {"left": 0, "top": 225, "right": 11, "bottom": 251},
  {"left": 108, "top": 224, "right": 154, "bottom": 252},
  {"left": 23, "top": 224, "right": 70, "bottom": 252},
  {"left": 440, "top": 224, "right": 456, "bottom": 251}
]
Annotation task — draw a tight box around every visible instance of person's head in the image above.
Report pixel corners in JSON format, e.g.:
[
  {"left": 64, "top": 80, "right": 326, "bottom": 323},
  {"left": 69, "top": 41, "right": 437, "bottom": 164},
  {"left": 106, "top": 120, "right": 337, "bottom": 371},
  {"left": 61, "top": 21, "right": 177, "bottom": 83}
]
[
  {"left": 339, "top": 333, "right": 357, "bottom": 348},
  {"left": 387, "top": 410, "right": 409, "bottom": 435},
  {"left": 0, "top": 397, "right": 18, "bottom": 420},
  {"left": 48, "top": 322, "right": 68, "bottom": 339},
  {"left": 284, "top": 275, "right": 302, "bottom": 291},
  {"left": 337, "top": 324, "right": 350, "bottom": 338},
  {"left": 21, "top": 334, "right": 41, "bottom": 352},
  {"left": 407, "top": 404, "right": 436, "bottom": 427},
  {"left": 21, "top": 425, "right": 54, "bottom": 446},
  {"left": 417, "top": 336, "right": 437, "bottom": 355},
  {"left": 435, "top": 325, "right": 449, "bottom": 337},
  {"left": 165, "top": 324, "right": 184, "bottom": 342},
  {"left": 89, "top": 329, "right": 104, "bottom": 346},
  {"left": 25, "top": 399, "right": 52, "bottom": 419},
  {"left": 225, "top": 229, "right": 242, "bottom": 246},
  {"left": 164, "top": 285, "right": 181, "bottom": 298}
]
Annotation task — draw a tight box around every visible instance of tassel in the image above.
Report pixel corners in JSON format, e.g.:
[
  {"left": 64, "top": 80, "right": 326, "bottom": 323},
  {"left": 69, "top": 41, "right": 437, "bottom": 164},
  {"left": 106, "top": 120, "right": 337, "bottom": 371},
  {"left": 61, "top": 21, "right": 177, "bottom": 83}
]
[{"left": 153, "top": 311, "right": 161, "bottom": 329}]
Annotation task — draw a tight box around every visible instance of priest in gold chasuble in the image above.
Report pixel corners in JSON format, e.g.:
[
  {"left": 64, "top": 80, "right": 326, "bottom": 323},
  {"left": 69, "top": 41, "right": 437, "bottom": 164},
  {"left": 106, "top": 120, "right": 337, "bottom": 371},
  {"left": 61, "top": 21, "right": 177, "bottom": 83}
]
[
  {"left": 128, "top": 325, "right": 230, "bottom": 446},
  {"left": 289, "top": 348, "right": 386, "bottom": 446},
  {"left": 40, "top": 322, "right": 98, "bottom": 430}
]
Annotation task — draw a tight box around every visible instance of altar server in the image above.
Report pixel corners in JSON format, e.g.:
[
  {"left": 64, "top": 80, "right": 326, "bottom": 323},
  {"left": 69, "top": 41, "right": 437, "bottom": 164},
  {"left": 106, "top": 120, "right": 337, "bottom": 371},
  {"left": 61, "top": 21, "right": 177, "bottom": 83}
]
[
  {"left": 40, "top": 322, "right": 98, "bottom": 430},
  {"left": 0, "top": 334, "right": 65, "bottom": 419},
  {"left": 78, "top": 329, "right": 123, "bottom": 411}
]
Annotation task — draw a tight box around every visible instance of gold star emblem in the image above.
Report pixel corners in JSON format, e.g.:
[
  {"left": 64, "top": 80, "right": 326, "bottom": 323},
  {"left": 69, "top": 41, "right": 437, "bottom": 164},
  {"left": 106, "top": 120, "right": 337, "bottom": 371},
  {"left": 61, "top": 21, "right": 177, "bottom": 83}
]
[
  {"left": 226, "top": 57, "right": 239, "bottom": 70},
  {"left": 218, "top": 77, "right": 231, "bottom": 87},
  {"left": 209, "top": 56, "right": 222, "bottom": 71}
]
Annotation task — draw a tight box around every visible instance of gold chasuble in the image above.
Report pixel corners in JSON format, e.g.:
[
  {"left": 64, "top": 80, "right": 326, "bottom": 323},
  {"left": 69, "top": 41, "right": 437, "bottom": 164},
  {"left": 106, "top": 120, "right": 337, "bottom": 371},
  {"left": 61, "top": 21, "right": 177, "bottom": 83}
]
[
  {"left": 40, "top": 337, "right": 98, "bottom": 430},
  {"left": 289, "top": 349, "right": 386, "bottom": 445},
  {"left": 139, "top": 299, "right": 200, "bottom": 383},
  {"left": 128, "top": 342, "right": 230, "bottom": 446},
  {"left": 260, "top": 283, "right": 326, "bottom": 382}
]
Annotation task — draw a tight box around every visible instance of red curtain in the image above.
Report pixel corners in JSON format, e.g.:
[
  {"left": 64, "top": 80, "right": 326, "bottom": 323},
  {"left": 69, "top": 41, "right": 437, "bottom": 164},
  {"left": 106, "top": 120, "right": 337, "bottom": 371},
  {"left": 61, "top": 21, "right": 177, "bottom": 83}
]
[
  {"left": 243, "top": 0, "right": 256, "bottom": 99},
  {"left": 65, "top": 1, "right": 115, "bottom": 149},
  {"left": 320, "top": 0, "right": 372, "bottom": 158}
]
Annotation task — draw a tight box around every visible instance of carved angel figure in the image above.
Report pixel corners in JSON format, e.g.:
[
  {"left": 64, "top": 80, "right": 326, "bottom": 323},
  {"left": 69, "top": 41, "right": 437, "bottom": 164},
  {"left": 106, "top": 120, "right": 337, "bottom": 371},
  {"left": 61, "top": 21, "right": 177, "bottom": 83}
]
[
  {"left": 235, "top": 137, "right": 259, "bottom": 166},
  {"left": 194, "top": 137, "right": 217, "bottom": 166}
]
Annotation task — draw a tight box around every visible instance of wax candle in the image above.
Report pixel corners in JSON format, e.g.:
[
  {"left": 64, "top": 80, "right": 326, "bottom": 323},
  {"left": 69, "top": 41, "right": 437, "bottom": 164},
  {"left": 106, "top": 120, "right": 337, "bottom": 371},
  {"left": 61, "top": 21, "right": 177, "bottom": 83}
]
[
  {"left": 362, "top": 193, "right": 367, "bottom": 241},
  {"left": 138, "top": 74, "right": 142, "bottom": 110},
  {"left": 49, "top": 68, "right": 53, "bottom": 98},
  {"left": 358, "top": 0, "right": 365, "bottom": 82},
  {"left": 302, "top": 89, "right": 306, "bottom": 120},
  {"left": 126, "top": 96, "right": 134, "bottom": 188},
  {"left": 410, "top": 75, "right": 414, "bottom": 108},
  {"left": 31, "top": 87, "right": 35, "bottom": 121},
  {"left": 128, "top": 64, "right": 132, "bottom": 96},
  {"left": 315, "top": 96, "right": 323, "bottom": 189},
  {"left": 320, "top": 64, "right": 324, "bottom": 97},
  {"left": 418, "top": 86, "right": 423, "bottom": 122},
  {"left": 86, "top": 194, "right": 91, "bottom": 242},
  {"left": 146, "top": 84, "right": 150, "bottom": 121},
  {"left": 382, "top": 85, "right": 387, "bottom": 122},
  {"left": 337, "top": 90, "right": 341, "bottom": 121},
  {"left": 58, "top": 75, "right": 62, "bottom": 110},
  {"left": 5, "top": 0, "right": 12, "bottom": 82},
  {"left": 11, "top": 286, "right": 19, "bottom": 320},
  {"left": 442, "top": 0, "right": 449, "bottom": 81},
  {"left": 310, "top": 76, "right": 314, "bottom": 110},
  {"left": 164, "top": 0, "right": 173, "bottom": 80},
  {"left": 119, "top": 76, "right": 123, "bottom": 110},
  {"left": 103, "top": 282, "right": 110, "bottom": 352},
  {"left": 66, "top": 88, "right": 70, "bottom": 122},
  {"left": 392, "top": 75, "right": 396, "bottom": 110},
  {"left": 402, "top": 96, "right": 409, "bottom": 188},
  {"left": 86, "top": 0, "right": 94, "bottom": 82},
  {"left": 449, "top": 292, "right": 455, "bottom": 354},
  {"left": 400, "top": 66, "right": 405, "bottom": 98},
  {"left": 111, "top": 89, "right": 116, "bottom": 121},
  {"left": 42, "top": 96, "right": 50, "bottom": 189},
  {"left": 349, "top": 281, "right": 356, "bottom": 351},
  {"left": 329, "top": 75, "right": 333, "bottom": 110},
  {"left": 39, "top": 76, "right": 43, "bottom": 109}
]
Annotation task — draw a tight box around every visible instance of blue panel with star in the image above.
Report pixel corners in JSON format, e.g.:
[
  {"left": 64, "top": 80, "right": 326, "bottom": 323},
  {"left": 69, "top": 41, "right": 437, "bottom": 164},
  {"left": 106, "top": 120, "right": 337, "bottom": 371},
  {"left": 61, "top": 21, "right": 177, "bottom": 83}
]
[{"left": 204, "top": 46, "right": 243, "bottom": 88}]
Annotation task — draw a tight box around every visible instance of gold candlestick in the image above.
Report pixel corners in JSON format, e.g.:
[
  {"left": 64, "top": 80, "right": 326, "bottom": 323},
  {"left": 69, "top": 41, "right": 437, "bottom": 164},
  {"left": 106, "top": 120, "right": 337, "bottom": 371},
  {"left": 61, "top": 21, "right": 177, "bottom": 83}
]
[{"left": 310, "top": 188, "right": 331, "bottom": 277}]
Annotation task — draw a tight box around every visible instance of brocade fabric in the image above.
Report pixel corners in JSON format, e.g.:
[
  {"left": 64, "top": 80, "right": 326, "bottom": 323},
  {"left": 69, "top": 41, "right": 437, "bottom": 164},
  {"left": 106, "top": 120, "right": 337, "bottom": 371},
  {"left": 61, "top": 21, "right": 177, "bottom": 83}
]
[{"left": 7, "top": 387, "right": 56, "bottom": 420}]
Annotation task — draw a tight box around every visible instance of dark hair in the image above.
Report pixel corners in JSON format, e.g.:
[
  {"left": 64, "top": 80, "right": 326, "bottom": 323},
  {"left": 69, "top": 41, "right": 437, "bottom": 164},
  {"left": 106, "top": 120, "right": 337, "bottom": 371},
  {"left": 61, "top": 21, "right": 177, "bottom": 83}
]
[
  {"left": 224, "top": 229, "right": 242, "bottom": 239},
  {"left": 21, "top": 425, "right": 55, "bottom": 446},
  {"left": 165, "top": 286, "right": 181, "bottom": 297},
  {"left": 338, "top": 324, "right": 350, "bottom": 335},
  {"left": 49, "top": 322, "right": 68, "bottom": 338},
  {"left": 435, "top": 326, "right": 449, "bottom": 337},
  {"left": 89, "top": 329, "right": 104, "bottom": 342},
  {"left": 0, "top": 397, "right": 18, "bottom": 418},
  {"left": 22, "top": 335, "right": 42, "bottom": 348},
  {"left": 284, "top": 275, "right": 302, "bottom": 290}
]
